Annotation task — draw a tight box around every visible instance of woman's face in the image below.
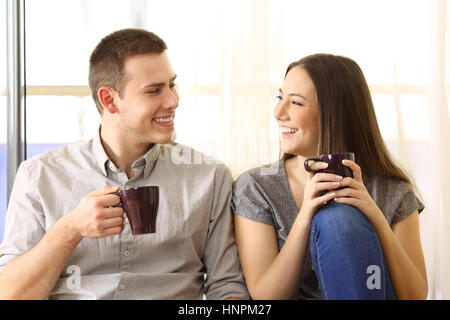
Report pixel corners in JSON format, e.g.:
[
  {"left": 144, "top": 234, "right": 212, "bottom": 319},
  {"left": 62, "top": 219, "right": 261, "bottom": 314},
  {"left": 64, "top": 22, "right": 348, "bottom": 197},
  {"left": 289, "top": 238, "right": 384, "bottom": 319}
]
[{"left": 274, "top": 66, "right": 320, "bottom": 158}]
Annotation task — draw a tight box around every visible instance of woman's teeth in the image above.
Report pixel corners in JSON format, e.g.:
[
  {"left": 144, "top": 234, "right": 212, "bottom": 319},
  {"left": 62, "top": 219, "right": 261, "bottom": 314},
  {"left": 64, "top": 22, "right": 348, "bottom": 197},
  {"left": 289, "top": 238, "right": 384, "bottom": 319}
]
[{"left": 281, "top": 127, "right": 298, "bottom": 134}]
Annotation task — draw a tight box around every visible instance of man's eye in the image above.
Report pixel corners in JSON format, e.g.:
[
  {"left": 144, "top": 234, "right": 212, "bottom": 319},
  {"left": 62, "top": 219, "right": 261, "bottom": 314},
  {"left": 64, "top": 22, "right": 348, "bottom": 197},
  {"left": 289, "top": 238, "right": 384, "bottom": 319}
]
[
  {"left": 276, "top": 95, "right": 282, "bottom": 100},
  {"left": 169, "top": 83, "right": 177, "bottom": 89},
  {"left": 147, "top": 89, "right": 159, "bottom": 94}
]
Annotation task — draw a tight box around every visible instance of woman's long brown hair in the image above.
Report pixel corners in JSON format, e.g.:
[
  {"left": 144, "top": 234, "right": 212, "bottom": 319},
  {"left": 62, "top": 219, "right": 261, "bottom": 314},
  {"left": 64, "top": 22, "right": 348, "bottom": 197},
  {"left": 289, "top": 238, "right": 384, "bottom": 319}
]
[{"left": 281, "top": 53, "right": 411, "bottom": 183}]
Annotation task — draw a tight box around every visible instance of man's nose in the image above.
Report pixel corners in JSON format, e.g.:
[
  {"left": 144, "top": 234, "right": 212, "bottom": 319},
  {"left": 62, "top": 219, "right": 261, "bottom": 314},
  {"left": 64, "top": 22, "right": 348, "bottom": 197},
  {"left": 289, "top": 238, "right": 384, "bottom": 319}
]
[{"left": 162, "top": 87, "right": 179, "bottom": 110}]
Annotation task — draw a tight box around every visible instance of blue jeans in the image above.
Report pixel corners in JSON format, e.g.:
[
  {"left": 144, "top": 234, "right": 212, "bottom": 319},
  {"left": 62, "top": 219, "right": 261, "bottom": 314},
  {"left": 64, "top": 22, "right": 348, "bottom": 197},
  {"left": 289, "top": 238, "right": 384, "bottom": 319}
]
[{"left": 310, "top": 201, "right": 396, "bottom": 300}]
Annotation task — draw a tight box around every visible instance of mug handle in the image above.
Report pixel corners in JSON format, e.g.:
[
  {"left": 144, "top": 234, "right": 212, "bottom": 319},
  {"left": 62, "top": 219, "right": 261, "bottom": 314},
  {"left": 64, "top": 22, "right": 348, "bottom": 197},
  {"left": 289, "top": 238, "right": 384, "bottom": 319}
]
[
  {"left": 112, "top": 190, "right": 123, "bottom": 207},
  {"left": 304, "top": 157, "right": 321, "bottom": 172}
]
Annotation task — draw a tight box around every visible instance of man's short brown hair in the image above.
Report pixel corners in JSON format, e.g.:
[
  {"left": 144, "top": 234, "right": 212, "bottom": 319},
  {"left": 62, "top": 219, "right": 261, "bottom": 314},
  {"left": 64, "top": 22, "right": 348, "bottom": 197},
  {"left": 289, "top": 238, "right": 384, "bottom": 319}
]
[{"left": 89, "top": 28, "right": 167, "bottom": 114}]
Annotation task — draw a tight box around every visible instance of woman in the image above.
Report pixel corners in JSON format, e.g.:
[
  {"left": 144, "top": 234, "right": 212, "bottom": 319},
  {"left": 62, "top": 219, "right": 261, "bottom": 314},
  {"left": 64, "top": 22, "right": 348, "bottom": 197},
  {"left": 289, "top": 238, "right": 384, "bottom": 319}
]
[{"left": 231, "top": 54, "right": 427, "bottom": 300}]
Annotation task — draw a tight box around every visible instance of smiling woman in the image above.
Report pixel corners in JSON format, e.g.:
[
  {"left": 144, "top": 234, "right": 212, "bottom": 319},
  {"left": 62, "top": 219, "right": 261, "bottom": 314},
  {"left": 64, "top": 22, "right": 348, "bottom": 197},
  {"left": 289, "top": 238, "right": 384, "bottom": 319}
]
[{"left": 232, "top": 54, "right": 427, "bottom": 300}]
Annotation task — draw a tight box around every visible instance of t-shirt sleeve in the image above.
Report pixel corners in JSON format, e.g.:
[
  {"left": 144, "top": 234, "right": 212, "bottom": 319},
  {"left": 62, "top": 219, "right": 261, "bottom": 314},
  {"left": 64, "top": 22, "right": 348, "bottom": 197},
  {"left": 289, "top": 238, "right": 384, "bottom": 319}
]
[
  {"left": 391, "top": 180, "right": 425, "bottom": 225},
  {"left": 231, "top": 171, "right": 275, "bottom": 227}
]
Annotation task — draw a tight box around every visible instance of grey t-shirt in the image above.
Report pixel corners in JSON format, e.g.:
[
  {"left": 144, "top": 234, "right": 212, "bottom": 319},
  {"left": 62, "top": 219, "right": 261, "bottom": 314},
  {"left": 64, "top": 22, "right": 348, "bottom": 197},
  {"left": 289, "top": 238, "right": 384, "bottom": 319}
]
[{"left": 231, "top": 160, "right": 424, "bottom": 300}]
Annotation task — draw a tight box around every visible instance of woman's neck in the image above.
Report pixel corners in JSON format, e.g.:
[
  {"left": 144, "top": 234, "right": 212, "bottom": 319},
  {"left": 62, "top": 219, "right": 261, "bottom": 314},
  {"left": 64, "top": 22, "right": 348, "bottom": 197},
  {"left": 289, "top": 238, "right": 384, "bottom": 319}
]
[{"left": 284, "top": 155, "right": 308, "bottom": 185}]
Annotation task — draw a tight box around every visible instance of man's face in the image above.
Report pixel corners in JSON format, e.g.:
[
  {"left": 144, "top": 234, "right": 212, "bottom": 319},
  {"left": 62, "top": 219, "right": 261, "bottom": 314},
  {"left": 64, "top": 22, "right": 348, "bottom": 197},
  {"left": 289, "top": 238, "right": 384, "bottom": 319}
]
[{"left": 112, "top": 52, "right": 179, "bottom": 145}]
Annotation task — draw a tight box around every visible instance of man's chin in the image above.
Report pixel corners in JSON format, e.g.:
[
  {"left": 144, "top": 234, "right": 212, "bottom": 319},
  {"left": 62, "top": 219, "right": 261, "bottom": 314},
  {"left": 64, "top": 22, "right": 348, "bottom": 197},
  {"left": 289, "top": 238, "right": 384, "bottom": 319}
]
[{"left": 150, "top": 130, "right": 177, "bottom": 145}]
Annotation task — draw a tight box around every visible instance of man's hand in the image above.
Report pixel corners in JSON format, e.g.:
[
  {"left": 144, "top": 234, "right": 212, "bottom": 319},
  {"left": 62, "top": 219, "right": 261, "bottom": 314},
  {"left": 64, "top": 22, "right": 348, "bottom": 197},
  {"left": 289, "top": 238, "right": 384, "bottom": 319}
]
[{"left": 62, "top": 185, "right": 124, "bottom": 239}]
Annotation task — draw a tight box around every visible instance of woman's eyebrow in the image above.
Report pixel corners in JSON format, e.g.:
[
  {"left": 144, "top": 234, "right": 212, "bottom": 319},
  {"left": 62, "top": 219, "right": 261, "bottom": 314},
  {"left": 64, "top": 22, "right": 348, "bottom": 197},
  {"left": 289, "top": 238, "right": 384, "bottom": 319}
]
[
  {"left": 289, "top": 93, "right": 307, "bottom": 100},
  {"left": 279, "top": 88, "right": 307, "bottom": 100}
]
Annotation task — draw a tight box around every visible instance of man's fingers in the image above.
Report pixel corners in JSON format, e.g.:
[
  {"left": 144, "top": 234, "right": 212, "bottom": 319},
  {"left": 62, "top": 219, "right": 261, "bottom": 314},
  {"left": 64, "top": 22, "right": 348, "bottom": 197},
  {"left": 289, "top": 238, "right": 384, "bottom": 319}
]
[
  {"left": 100, "top": 194, "right": 122, "bottom": 207},
  {"left": 102, "top": 226, "right": 124, "bottom": 237},
  {"left": 101, "top": 207, "right": 124, "bottom": 219},
  {"left": 90, "top": 185, "right": 120, "bottom": 196},
  {"left": 99, "top": 216, "right": 124, "bottom": 229}
]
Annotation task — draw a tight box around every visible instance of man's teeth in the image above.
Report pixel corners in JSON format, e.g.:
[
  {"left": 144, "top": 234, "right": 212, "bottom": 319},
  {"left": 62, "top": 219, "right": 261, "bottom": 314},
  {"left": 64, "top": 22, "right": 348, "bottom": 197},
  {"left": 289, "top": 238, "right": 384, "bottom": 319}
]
[
  {"left": 153, "top": 116, "right": 174, "bottom": 123},
  {"left": 281, "top": 127, "right": 298, "bottom": 133}
]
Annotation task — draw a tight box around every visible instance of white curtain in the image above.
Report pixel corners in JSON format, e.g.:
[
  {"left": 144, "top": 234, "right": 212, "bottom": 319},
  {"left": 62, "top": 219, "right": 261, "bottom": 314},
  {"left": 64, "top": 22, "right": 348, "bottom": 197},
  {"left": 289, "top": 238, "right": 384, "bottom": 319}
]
[{"left": 426, "top": 0, "right": 450, "bottom": 299}]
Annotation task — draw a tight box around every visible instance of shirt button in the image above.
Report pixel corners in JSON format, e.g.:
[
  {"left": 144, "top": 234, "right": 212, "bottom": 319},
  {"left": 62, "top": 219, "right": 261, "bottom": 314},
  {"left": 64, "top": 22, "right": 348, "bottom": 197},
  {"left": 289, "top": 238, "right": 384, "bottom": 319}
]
[
  {"left": 124, "top": 250, "right": 130, "bottom": 256},
  {"left": 119, "top": 283, "right": 126, "bottom": 291}
]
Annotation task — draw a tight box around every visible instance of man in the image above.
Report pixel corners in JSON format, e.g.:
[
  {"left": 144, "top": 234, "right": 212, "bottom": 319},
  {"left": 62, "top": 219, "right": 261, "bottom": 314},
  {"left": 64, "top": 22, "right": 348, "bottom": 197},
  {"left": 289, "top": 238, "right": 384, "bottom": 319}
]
[{"left": 0, "top": 29, "right": 249, "bottom": 300}]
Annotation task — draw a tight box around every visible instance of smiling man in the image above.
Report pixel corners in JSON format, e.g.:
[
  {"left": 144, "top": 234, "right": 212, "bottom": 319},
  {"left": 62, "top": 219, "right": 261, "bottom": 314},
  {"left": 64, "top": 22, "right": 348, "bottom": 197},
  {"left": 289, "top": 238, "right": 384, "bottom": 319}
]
[{"left": 0, "top": 29, "right": 249, "bottom": 300}]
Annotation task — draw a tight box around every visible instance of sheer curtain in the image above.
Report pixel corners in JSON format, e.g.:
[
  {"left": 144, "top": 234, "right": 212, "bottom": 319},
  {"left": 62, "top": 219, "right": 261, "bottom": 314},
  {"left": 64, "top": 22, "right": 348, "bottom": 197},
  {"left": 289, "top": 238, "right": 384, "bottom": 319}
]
[
  {"left": 426, "top": 0, "right": 450, "bottom": 299},
  {"left": 170, "top": 0, "right": 449, "bottom": 299}
]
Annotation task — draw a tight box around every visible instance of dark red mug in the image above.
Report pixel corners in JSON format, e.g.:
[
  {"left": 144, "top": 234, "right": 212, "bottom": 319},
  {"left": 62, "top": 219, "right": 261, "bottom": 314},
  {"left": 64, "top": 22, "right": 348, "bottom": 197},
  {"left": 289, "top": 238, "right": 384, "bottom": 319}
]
[
  {"left": 115, "top": 186, "right": 159, "bottom": 235},
  {"left": 304, "top": 153, "right": 355, "bottom": 197},
  {"left": 304, "top": 152, "right": 355, "bottom": 178}
]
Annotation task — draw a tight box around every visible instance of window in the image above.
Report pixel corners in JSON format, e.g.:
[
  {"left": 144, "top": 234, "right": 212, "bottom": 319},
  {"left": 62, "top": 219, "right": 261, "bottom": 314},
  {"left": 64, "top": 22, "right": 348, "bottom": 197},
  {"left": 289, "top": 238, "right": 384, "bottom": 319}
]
[{"left": 1, "top": 3, "right": 7, "bottom": 241}]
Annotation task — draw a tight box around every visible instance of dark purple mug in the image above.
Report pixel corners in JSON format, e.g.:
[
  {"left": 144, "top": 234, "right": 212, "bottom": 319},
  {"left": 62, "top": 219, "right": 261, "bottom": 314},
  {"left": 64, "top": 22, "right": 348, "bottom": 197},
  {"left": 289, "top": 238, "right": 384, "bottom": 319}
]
[
  {"left": 304, "top": 152, "right": 355, "bottom": 178},
  {"left": 116, "top": 186, "right": 159, "bottom": 235},
  {"left": 304, "top": 153, "right": 355, "bottom": 197}
]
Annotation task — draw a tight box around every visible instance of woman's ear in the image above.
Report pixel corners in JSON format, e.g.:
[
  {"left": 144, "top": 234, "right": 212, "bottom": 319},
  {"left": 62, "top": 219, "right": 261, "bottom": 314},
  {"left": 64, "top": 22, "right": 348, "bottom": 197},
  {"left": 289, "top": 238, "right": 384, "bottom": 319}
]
[{"left": 97, "top": 86, "right": 118, "bottom": 114}]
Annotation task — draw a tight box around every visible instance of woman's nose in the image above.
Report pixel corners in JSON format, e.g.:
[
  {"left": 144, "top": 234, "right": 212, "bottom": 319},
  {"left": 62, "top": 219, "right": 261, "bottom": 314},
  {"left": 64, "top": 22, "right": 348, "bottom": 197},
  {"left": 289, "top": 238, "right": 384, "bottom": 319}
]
[{"left": 273, "top": 100, "right": 288, "bottom": 121}]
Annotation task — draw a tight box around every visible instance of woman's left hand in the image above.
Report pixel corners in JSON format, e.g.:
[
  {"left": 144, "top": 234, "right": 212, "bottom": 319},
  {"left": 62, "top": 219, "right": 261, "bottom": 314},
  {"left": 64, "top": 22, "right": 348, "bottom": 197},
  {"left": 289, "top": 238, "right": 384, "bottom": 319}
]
[{"left": 333, "top": 159, "right": 383, "bottom": 222}]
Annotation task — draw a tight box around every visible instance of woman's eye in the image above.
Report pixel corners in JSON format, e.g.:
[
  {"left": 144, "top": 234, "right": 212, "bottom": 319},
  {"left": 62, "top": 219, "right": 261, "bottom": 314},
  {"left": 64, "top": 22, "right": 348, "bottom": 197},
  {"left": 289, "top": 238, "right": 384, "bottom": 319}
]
[
  {"left": 292, "top": 101, "right": 304, "bottom": 106},
  {"left": 276, "top": 95, "right": 282, "bottom": 100}
]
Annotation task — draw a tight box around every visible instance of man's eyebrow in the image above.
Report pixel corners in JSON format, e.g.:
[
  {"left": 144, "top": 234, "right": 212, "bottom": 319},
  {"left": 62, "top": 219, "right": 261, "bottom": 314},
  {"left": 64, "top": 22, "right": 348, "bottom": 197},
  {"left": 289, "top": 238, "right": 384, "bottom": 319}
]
[
  {"left": 278, "top": 88, "right": 307, "bottom": 100},
  {"left": 141, "top": 75, "right": 177, "bottom": 88}
]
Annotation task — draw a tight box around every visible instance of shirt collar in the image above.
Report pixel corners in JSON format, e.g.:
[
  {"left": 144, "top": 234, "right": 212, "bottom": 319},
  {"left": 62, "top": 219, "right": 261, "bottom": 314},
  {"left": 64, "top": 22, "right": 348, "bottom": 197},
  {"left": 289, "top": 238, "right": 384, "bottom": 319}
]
[
  {"left": 92, "top": 127, "right": 110, "bottom": 176},
  {"left": 142, "top": 143, "right": 160, "bottom": 179},
  {"left": 92, "top": 126, "right": 160, "bottom": 178}
]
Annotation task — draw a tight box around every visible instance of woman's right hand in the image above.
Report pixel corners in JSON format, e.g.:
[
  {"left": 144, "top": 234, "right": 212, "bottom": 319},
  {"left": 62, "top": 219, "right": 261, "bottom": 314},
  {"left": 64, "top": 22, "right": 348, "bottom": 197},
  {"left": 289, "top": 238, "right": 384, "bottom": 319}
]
[{"left": 299, "top": 162, "right": 343, "bottom": 222}]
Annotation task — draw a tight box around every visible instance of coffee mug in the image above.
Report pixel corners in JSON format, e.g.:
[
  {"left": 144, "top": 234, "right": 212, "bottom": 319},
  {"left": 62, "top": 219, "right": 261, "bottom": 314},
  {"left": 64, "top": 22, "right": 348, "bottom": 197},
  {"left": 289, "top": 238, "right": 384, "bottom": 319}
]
[
  {"left": 115, "top": 186, "right": 159, "bottom": 235},
  {"left": 304, "top": 153, "right": 355, "bottom": 197},
  {"left": 304, "top": 152, "right": 355, "bottom": 178}
]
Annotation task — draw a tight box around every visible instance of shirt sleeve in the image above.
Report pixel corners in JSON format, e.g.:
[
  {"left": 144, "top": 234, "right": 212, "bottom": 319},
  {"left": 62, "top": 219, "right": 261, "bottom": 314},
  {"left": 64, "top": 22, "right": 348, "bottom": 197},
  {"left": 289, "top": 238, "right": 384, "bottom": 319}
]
[
  {"left": 391, "top": 180, "right": 425, "bottom": 225},
  {"left": 0, "top": 160, "right": 46, "bottom": 273},
  {"left": 231, "top": 171, "right": 275, "bottom": 227},
  {"left": 202, "top": 165, "right": 250, "bottom": 300}
]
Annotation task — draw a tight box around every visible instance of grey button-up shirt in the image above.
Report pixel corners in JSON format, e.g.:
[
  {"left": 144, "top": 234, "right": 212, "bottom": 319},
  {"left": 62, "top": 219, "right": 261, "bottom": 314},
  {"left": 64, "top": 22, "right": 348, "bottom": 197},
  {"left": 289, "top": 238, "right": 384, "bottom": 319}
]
[{"left": 0, "top": 131, "right": 249, "bottom": 300}]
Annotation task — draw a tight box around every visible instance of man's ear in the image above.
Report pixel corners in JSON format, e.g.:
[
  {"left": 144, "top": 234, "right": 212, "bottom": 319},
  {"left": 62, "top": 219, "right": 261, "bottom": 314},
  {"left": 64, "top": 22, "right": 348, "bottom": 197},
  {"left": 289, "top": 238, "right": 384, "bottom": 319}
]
[{"left": 98, "top": 86, "right": 118, "bottom": 114}]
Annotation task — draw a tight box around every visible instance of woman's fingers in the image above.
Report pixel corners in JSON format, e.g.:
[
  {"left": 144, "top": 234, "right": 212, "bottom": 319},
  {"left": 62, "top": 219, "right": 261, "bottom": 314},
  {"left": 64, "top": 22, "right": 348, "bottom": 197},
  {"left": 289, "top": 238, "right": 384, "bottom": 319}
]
[
  {"left": 305, "top": 162, "right": 328, "bottom": 183},
  {"left": 342, "top": 159, "right": 363, "bottom": 183},
  {"left": 306, "top": 160, "right": 328, "bottom": 171},
  {"left": 317, "top": 191, "right": 337, "bottom": 205},
  {"left": 313, "top": 181, "right": 343, "bottom": 194},
  {"left": 338, "top": 176, "right": 364, "bottom": 190},
  {"left": 312, "top": 172, "right": 344, "bottom": 183}
]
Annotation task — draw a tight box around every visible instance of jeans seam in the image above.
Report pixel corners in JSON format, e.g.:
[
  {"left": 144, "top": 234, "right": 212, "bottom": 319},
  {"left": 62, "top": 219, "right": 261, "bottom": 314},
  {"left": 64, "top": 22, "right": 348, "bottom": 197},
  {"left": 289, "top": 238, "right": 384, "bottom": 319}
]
[{"left": 311, "top": 229, "right": 329, "bottom": 300}]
